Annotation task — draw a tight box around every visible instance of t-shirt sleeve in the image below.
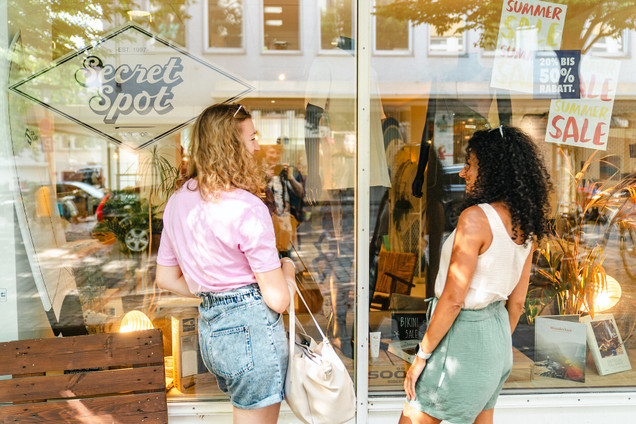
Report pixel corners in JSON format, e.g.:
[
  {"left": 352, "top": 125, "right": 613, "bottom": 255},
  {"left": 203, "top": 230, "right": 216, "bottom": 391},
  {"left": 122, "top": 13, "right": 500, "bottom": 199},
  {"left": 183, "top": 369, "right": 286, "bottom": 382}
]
[
  {"left": 238, "top": 202, "right": 281, "bottom": 273},
  {"left": 156, "top": 227, "right": 179, "bottom": 266}
]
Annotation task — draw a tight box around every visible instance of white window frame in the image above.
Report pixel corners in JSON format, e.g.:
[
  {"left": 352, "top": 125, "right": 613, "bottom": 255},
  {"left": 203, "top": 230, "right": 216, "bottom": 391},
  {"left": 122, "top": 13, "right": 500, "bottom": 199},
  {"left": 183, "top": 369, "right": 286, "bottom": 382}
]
[
  {"left": 371, "top": 0, "right": 413, "bottom": 56},
  {"left": 317, "top": 0, "right": 356, "bottom": 56},
  {"left": 203, "top": 0, "right": 246, "bottom": 54},
  {"left": 259, "top": 0, "right": 302, "bottom": 55},
  {"left": 587, "top": 29, "right": 630, "bottom": 58},
  {"left": 427, "top": 23, "right": 468, "bottom": 57}
]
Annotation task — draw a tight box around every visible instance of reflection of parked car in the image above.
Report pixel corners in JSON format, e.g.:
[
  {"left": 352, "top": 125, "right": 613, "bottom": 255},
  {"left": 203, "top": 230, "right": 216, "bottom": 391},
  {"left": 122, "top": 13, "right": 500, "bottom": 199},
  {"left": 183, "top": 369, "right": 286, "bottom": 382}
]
[
  {"left": 441, "top": 164, "right": 466, "bottom": 230},
  {"left": 93, "top": 188, "right": 162, "bottom": 253},
  {"left": 56, "top": 181, "right": 105, "bottom": 221},
  {"left": 62, "top": 166, "right": 104, "bottom": 187}
]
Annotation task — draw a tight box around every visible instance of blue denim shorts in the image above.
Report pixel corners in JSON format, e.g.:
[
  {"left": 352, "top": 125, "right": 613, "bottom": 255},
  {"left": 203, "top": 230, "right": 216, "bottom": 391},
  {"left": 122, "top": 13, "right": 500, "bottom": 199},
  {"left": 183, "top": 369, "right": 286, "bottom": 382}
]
[{"left": 197, "top": 284, "right": 288, "bottom": 409}]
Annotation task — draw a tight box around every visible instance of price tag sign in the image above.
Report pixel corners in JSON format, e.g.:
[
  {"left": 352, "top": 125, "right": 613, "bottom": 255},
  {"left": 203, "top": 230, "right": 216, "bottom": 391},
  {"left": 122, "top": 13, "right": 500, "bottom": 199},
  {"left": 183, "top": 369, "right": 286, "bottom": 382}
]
[{"left": 534, "top": 50, "right": 581, "bottom": 99}]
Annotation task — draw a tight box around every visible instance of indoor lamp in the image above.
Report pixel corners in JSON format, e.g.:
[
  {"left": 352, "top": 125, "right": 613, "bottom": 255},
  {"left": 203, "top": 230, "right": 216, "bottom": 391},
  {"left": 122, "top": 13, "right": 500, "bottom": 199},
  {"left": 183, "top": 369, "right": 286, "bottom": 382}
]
[{"left": 119, "top": 310, "right": 154, "bottom": 333}]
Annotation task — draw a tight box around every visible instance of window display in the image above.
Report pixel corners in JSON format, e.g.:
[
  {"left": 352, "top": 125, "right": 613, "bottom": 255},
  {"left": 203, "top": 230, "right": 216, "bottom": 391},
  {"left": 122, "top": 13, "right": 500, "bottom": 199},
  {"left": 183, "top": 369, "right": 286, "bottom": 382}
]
[
  {"left": 373, "top": 0, "right": 636, "bottom": 394},
  {"left": 1, "top": 0, "right": 635, "bottom": 416}
]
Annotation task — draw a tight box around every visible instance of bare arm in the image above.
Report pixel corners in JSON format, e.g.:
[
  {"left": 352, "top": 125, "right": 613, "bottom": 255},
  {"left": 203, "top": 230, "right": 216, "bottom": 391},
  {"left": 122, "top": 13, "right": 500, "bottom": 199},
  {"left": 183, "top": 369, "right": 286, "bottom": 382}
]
[
  {"left": 404, "top": 206, "right": 490, "bottom": 400},
  {"left": 254, "top": 259, "right": 296, "bottom": 313},
  {"left": 284, "top": 165, "right": 304, "bottom": 197},
  {"left": 156, "top": 264, "right": 197, "bottom": 298},
  {"left": 419, "top": 206, "right": 490, "bottom": 355},
  {"left": 506, "top": 248, "right": 534, "bottom": 334}
]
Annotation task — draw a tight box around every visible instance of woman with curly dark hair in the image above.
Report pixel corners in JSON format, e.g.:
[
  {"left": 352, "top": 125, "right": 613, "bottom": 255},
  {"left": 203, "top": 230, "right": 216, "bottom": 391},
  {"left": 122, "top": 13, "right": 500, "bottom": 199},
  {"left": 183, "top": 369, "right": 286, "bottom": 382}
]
[{"left": 400, "top": 126, "right": 552, "bottom": 424}]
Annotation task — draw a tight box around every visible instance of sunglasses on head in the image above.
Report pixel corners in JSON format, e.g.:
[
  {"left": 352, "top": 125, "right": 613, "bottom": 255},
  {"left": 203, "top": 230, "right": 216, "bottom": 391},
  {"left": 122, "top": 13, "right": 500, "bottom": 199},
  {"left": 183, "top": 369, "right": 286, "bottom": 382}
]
[
  {"left": 490, "top": 125, "right": 504, "bottom": 138},
  {"left": 233, "top": 104, "right": 245, "bottom": 118}
]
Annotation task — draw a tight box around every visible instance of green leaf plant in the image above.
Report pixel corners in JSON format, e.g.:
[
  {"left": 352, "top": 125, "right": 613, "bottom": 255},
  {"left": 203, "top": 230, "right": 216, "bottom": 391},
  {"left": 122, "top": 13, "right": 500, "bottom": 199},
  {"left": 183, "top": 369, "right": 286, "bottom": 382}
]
[{"left": 526, "top": 148, "right": 636, "bottom": 323}]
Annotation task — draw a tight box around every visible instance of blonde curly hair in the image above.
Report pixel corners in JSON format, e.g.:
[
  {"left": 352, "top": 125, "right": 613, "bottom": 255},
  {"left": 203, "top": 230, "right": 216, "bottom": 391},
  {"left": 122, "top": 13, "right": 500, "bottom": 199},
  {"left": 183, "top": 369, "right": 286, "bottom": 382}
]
[{"left": 177, "top": 103, "right": 266, "bottom": 200}]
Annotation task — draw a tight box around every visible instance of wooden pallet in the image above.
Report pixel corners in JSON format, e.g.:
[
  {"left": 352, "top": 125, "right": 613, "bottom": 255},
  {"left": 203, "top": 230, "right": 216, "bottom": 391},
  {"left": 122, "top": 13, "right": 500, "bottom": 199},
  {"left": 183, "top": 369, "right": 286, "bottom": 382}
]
[{"left": 0, "top": 329, "right": 167, "bottom": 423}]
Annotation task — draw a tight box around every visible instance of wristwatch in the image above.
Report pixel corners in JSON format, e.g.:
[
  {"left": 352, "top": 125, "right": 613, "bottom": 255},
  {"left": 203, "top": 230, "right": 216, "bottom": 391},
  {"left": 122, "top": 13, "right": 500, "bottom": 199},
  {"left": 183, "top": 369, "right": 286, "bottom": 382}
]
[{"left": 417, "top": 346, "right": 432, "bottom": 360}]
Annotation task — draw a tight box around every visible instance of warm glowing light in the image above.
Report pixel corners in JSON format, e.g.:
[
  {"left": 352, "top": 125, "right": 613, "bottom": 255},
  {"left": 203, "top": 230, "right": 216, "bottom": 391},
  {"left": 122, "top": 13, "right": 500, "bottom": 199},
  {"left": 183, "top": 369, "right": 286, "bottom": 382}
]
[
  {"left": 127, "top": 10, "right": 151, "bottom": 18},
  {"left": 113, "top": 153, "right": 119, "bottom": 159},
  {"left": 581, "top": 275, "right": 622, "bottom": 313},
  {"left": 119, "top": 310, "right": 154, "bottom": 333},
  {"left": 278, "top": 73, "right": 286, "bottom": 81},
  {"left": 596, "top": 275, "right": 622, "bottom": 312}
]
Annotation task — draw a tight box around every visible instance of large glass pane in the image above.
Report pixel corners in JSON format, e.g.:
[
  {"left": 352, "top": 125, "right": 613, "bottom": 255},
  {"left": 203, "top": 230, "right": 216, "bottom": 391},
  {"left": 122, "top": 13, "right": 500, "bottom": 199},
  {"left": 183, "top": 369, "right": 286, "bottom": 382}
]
[
  {"left": 4, "top": 0, "right": 358, "bottom": 403},
  {"left": 371, "top": 0, "right": 636, "bottom": 393}
]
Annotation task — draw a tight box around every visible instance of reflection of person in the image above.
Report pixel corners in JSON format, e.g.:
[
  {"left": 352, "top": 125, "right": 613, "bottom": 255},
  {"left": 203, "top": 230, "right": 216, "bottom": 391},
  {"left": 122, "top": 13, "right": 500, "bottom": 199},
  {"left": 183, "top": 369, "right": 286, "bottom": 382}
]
[
  {"left": 264, "top": 143, "right": 304, "bottom": 257},
  {"left": 304, "top": 39, "right": 391, "bottom": 356},
  {"left": 155, "top": 103, "right": 296, "bottom": 423},
  {"left": 400, "top": 126, "right": 552, "bottom": 424}
]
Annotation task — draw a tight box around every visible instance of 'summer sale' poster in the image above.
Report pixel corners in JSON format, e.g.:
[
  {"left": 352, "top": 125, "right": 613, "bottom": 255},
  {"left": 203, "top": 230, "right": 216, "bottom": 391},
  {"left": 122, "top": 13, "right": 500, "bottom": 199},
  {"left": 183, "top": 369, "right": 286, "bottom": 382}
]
[{"left": 491, "top": 0, "right": 568, "bottom": 93}]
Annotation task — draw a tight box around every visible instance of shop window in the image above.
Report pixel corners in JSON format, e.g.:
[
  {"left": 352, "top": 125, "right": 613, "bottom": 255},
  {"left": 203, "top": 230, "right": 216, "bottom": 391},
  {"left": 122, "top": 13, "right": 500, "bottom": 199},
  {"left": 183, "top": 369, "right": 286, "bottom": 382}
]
[
  {"left": 319, "top": 0, "right": 353, "bottom": 53},
  {"left": 6, "top": 0, "right": 636, "bottom": 414},
  {"left": 205, "top": 0, "right": 244, "bottom": 51},
  {"left": 261, "top": 0, "right": 300, "bottom": 52},
  {"left": 428, "top": 22, "right": 466, "bottom": 56},
  {"left": 373, "top": 0, "right": 412, "bottom": 55}
]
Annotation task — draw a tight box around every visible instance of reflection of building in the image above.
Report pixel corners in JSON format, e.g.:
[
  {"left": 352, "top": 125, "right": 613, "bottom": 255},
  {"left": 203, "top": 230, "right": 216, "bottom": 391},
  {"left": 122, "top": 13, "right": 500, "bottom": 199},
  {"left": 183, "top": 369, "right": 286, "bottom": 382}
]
[{"left": 2, "top": 1, "right": 636, "bottom": 423}]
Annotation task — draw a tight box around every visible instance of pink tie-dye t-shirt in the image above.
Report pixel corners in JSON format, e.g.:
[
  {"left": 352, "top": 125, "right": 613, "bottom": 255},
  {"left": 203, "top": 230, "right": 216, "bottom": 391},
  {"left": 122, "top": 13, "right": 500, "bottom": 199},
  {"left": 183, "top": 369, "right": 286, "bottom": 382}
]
[{"left": 157, "top": 179, "right": 280, "bottom": 293}]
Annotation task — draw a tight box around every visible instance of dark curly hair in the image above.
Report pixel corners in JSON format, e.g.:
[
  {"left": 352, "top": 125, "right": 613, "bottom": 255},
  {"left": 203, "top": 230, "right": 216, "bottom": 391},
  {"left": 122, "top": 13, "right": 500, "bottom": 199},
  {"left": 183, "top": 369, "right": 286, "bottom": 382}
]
[{"left": 461, "top": 125, "right": 553, "bottom": 244}]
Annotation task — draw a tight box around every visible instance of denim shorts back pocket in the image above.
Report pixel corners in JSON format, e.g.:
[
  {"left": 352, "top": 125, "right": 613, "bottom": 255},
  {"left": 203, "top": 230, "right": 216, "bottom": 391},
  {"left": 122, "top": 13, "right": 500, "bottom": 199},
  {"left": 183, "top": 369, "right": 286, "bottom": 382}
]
[
  {"left": 264, "top": 305, "right": 282, "bottom": 328},
  {"left": 206, "top": 325, "right": 254, "bottom": 379}
]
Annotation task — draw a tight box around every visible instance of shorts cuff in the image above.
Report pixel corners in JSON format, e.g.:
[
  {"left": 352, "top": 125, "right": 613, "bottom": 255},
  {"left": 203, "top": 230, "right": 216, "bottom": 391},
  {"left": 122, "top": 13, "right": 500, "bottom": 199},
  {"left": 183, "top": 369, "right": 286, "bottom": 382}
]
[{"left": 231, "top": 391, "right": 284, "bottom": 410}]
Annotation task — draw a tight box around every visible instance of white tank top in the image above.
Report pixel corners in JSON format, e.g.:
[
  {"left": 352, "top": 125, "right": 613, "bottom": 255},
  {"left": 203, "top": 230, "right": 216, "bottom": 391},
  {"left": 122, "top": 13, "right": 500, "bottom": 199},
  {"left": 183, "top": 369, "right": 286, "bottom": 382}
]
[{"left": 434, "top": 203, "right": 532, "bottom": 309}]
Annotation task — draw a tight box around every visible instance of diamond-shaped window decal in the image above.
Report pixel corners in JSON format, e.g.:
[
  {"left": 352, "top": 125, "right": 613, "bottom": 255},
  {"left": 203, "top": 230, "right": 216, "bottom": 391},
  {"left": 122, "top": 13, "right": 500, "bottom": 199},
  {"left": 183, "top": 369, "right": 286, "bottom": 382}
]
[{"left": 9, "top": 24, "right": 253, "bottom": 151}]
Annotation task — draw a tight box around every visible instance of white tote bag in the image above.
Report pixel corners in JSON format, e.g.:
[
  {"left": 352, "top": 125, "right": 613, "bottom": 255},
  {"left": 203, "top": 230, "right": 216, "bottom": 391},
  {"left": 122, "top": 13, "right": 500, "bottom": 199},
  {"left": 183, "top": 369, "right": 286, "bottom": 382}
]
[{"left": 285, "top": 284, "right": 356, "bottom": 424}]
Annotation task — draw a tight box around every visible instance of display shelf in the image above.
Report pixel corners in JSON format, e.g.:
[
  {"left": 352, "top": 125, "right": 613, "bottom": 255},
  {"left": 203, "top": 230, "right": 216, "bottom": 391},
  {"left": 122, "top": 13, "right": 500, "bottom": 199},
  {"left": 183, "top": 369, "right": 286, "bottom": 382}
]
[{"left": 504, "top": 348, "right": 636, "bottom": 389}]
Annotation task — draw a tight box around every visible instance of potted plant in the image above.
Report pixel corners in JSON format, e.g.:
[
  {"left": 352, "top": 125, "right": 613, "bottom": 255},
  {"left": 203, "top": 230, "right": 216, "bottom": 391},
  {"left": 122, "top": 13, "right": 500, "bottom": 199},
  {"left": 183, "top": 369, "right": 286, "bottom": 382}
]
[{"left": 526, "top": 150, "right": 636, "bottom": 322}]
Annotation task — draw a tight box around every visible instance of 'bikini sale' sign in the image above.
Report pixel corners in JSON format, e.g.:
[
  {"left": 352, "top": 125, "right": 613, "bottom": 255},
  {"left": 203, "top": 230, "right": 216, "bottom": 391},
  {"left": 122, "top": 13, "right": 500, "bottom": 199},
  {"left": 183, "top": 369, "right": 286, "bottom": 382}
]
[
  {"left": 491, "top": 0, "right": 568, "bottom": 93},
  {"left": 10, "top": 24, "right": 253, "bottom": 151}
]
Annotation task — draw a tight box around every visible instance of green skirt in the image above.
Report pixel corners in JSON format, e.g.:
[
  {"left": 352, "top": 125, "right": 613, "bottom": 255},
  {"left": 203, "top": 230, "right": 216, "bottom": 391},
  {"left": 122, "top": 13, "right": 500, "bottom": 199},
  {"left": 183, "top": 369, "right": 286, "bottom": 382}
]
[{"left": 407, "top": 299, "right": 512, "bottom": 424}]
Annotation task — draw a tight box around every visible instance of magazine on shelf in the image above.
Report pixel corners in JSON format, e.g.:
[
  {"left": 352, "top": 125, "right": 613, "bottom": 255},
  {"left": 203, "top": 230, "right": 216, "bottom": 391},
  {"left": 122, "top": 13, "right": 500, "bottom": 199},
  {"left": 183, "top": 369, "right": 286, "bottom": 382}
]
[
  {"left": 387, "top": 339, "right": 420, "bottom": 363},
  {"left": 172, "top": 315, "right": 201, "bottom": 392},
  {"left": 534, "top": 315, "right": 587, "bottom": 382},
  {"left": 580, "top": 314, "right": 631, "bottom": 376}
]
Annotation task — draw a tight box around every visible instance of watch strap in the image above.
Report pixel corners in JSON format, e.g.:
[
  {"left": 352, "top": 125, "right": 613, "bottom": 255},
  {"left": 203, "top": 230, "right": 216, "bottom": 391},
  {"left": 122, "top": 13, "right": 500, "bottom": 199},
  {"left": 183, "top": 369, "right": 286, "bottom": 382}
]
[{"left": 417, "top": 346, "right": 432, "bottom": 360}]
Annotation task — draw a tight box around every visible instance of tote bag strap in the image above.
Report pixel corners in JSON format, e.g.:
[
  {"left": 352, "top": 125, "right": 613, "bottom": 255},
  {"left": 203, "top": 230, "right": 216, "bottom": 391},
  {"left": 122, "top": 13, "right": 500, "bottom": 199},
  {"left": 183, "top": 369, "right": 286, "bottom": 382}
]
[
  {"left": 288, "top": 284, "right": 296, "bottom": 357},
  {"left": 287, "top": 279, "right": 327, "bottom": 345}
]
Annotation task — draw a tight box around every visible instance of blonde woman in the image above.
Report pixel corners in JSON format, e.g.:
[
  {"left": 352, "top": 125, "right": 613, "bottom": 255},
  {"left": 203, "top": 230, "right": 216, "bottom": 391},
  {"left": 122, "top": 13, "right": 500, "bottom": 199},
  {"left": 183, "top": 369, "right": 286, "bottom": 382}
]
[{"left": 156, "top": 103, "right": 296, "bottom": 424}]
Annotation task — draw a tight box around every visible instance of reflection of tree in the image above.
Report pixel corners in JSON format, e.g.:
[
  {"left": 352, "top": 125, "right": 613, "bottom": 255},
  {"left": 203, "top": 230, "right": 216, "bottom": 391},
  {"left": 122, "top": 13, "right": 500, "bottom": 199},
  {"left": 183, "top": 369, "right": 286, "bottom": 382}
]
[
  {"left": 375, "top": 0, "right": 409, "bottom": 51},
  {"left": 374, "top": 0, "right": 636, "bottom": 54},
  {"left": 9, "top": 0, "right": 191, "bottom": 61},
  {"left": 209, "top": 0, "right": 243, "bottom": 48}
]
